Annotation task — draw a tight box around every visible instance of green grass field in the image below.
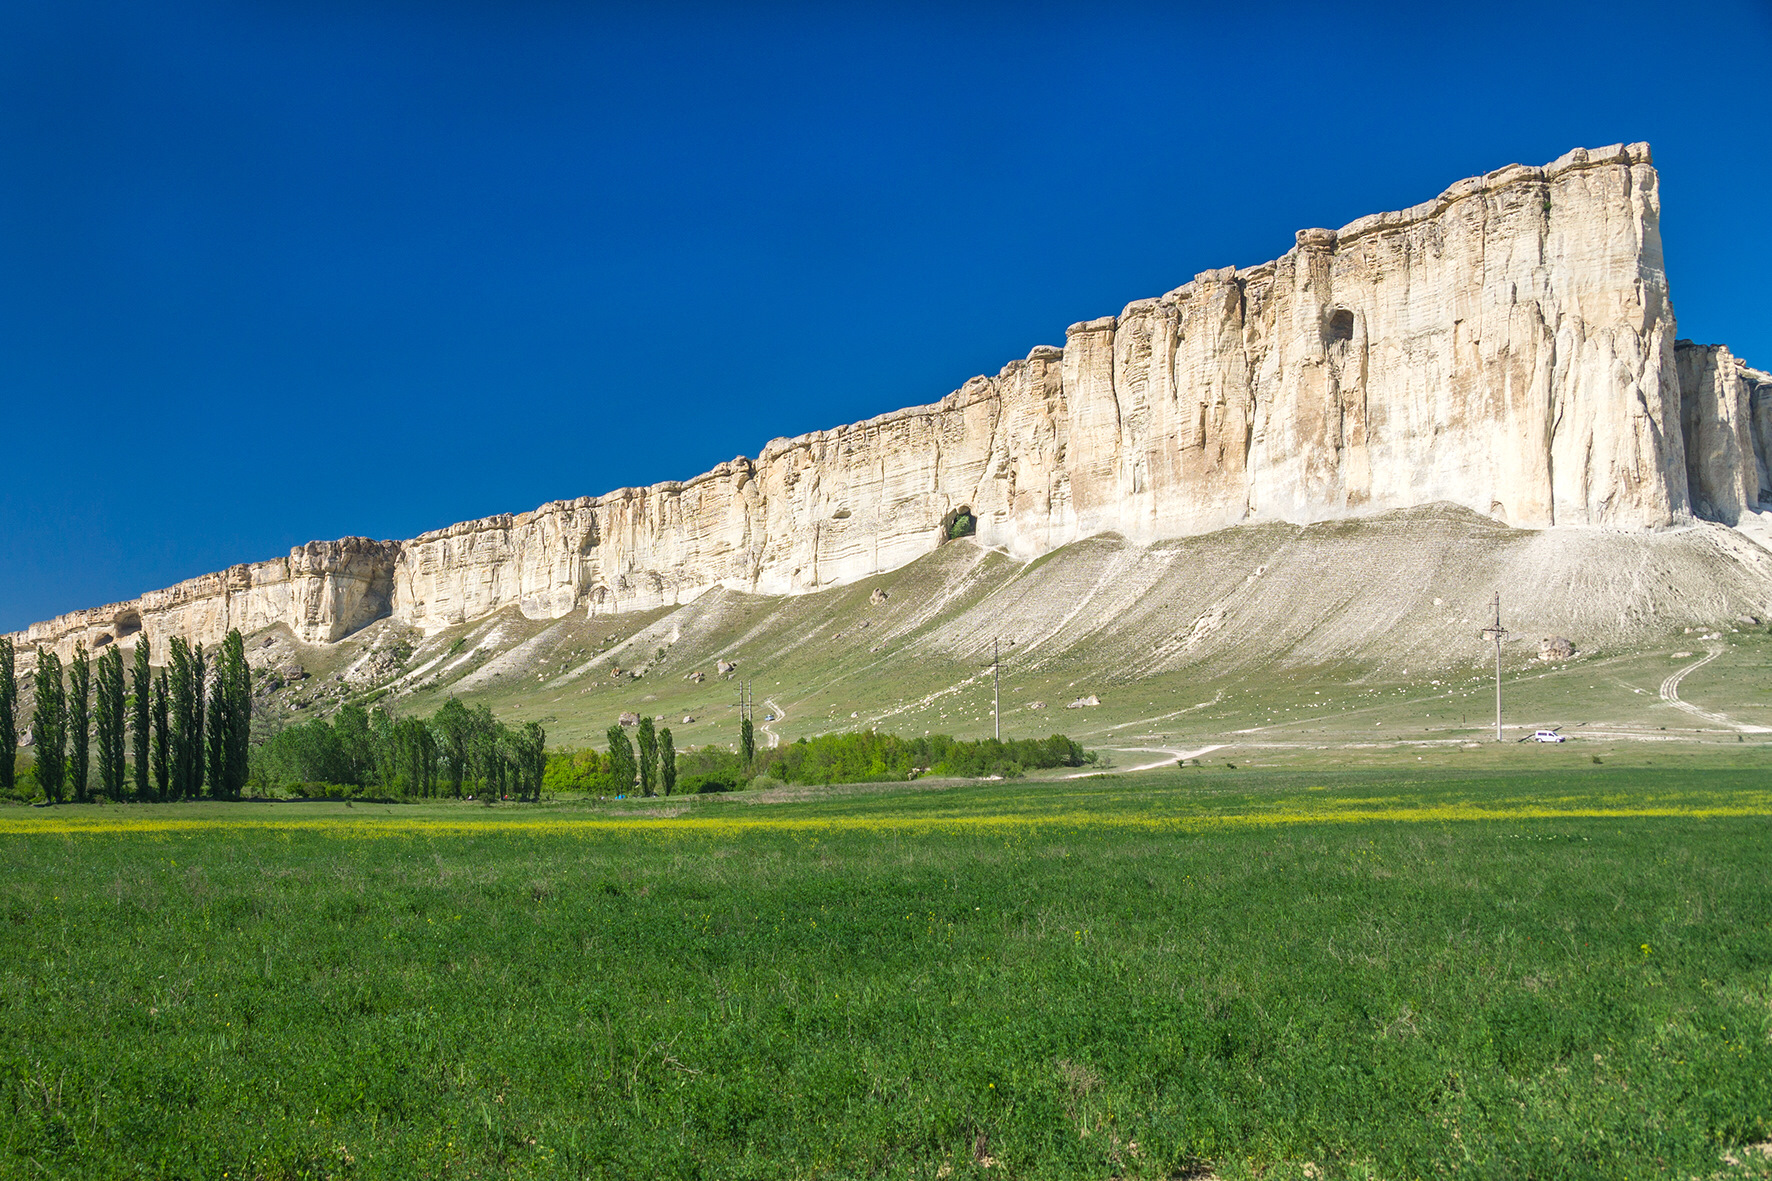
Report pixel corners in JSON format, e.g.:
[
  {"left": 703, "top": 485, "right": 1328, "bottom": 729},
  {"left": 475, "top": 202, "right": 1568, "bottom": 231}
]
[{"left": 4, "top": 758, "right": 1771, "bottom": 1179}]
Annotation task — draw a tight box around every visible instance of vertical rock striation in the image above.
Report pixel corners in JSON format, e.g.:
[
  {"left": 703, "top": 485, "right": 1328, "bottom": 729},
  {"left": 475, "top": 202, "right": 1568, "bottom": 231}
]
[{"left": 11, "top": 143, "right": 1768, "bottom": 660}]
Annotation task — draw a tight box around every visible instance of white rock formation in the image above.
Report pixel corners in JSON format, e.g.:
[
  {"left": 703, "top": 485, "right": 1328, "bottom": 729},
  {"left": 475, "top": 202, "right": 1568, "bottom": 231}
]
[{"left": 12, "top": 143, "right": 1769, "bottom": 663}]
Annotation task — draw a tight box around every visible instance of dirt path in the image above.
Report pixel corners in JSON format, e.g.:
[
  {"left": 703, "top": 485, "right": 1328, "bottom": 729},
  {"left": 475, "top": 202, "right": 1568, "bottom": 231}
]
[
  {"left": 761, "top": 698, "right": 786, "bottom": 748},
  {"left": 1065, "top": 744, "right": 1225, "bottom": 777},
  {"left": 1660, "top": 648, "right": 1769, "bottom": 733}
]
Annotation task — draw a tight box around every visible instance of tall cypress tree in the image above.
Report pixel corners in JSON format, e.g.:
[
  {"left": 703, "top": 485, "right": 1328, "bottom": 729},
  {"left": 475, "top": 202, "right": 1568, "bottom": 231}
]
[
  {"left": 0, "top": 636, "right": 15, "bottom": 793},
  {"left": 67, "top": 644, "right": 91, "bottom": 803},
  {"left": 131, "top": 638, "right": 151, "bottom": 800},
  {"left": 206, "top": 676, "right": 226, "bottom": 797},
  {"left": 659, "top": 726, "right": 677, "bottom": 797},
  {"left": 605, "top": 724, "right": 636, "bottom": 795},
  {"left": 740, "top": 716, "right": 755, "bottom": 768},
  {"left": 190, "top": 642, "right": 206, "bottom": 798},
  {"left": 95, "top": 646, "right": 126, "bottom": 800},
  {"left": 94, "top": 648, "right": 115, "bottom": 799},
  {"left": 151, "top": 670, "right": 171, "bottom": 801},
  {"left": 636, "top": 715, "right": 658, "bottom": 797},
  {"left": 32, "top": 649, "right": 67, "bottom": 805},
  {"left": 222, "top": 629, "right": 250, "bottom": 798},
  {"left": 166, "top": 638, "right": 193, "bottom": 799}
]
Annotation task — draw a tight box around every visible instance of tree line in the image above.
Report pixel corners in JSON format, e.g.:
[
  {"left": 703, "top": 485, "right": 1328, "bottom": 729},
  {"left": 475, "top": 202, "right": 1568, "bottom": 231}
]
[
  {"left": 745, "top": 729, "right": 1089, "bottom": 785},
  {"left": 0, "top": 630, "right": 250, "bottom": 803},
  {"left": 253, "top": 697, "right": 546, "bottom": 801}
]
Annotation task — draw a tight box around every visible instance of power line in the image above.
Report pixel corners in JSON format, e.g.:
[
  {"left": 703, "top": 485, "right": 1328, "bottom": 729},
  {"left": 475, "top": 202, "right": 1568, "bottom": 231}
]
[{"left": 1480, "top": 592, "right": 1509, "bottom": 742}]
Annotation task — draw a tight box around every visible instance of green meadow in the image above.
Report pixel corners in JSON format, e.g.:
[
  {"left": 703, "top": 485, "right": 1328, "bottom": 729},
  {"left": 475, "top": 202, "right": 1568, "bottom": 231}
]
[{"left": 3, "top": 760, "right": 1771, "bottom": 1179}]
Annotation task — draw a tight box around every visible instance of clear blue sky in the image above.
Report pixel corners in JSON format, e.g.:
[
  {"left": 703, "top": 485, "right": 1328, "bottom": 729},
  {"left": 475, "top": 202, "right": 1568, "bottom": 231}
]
[{"left": 3, "top": 0, "right": 1769, "bottom": 633}]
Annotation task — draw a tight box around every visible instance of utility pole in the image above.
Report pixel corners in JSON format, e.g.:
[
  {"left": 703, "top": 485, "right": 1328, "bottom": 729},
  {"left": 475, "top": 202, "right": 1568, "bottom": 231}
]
[
  {"left": 1480, "top": 593, "right": 1509, "bottom": 741},
  {"left": 991, "top": 637, "right": 1001, "bottom": 742}
]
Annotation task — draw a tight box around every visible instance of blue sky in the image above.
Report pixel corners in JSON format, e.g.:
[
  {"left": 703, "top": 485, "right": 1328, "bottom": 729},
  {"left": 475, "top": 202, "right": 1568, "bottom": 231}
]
[{"left": 3, "top": 0, "right": 1769, "bottom": 632}]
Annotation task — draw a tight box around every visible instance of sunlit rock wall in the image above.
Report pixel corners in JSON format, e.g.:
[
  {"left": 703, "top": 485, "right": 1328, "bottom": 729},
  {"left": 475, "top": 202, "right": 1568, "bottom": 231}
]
[{"left": 14, "top": 142, "right": 1767, "bottom": 661}]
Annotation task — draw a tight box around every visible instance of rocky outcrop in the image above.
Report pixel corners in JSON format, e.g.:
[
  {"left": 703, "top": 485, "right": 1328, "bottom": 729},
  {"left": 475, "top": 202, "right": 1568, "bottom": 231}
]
[
  {"left": 15, "top": 538, "right": 398, "bottom": 660},
  {"left": 1677, "top": 342, "right": 1772, "bottom": 521},
  {"left": 11, "top": 143, "right": 1768, "bottom": 663}
]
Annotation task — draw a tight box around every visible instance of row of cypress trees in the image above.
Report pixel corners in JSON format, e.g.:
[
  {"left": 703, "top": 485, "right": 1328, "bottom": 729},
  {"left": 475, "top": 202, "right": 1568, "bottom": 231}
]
[
  {"left": 604, "top": 714, "right": 677, "bottom": 796},
  {"left": 0, "top": 628, "right": 250, "bottom": 803}
]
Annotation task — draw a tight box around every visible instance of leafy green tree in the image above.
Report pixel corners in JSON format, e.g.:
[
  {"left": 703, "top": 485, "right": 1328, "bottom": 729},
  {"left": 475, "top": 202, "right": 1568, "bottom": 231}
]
[
  {"left": 32, "top": 649, "right": 67, "bottom": 804},
  {"left": 151, "top": 671, "right": 171, "bottom": 800},
  {"left": 433, "top": 697, "right": 472, "bottom": 798},
  {"left": 190, "top": 642, "right": 206, "bottom": 797},
  {"left": 221, "top": 630, "right": 250, "bottom": 797},
  {"left": 205, "top": 674, "right": 226, "bottom": 796},
  {"left": 517, "top": 722, "right": 546, "bottom": 801},
  {"left": 741, "top": 716, "right": 755, "bottom": 767},
  {"left": 166, "top": 638, "right": 193, "bottom": 799},
  {"left": 636, "top": 715, "right": 658, "bottom": 797},
  {"left": 131, "top": 638, "right": 151, "bottom": 800},
  {"left": 67, "top": 645, "right": 91, "bottom": 803},
  {"left": 659, "top": 726, "right": 677, "bottom": 796},
  {"left": 94, "top": 645, "right": 126, "bottom": 799},
  {"left": 605, "top": 724, "right": 636, "bottom": 794},
  {"left": 0, "top": 636, "right": 15, "bottom": 793}
]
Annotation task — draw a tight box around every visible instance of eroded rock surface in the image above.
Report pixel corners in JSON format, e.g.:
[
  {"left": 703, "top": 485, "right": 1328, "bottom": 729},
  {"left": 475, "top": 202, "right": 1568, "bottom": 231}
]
[{"left": 12, "top": 144, "right": 1769, "bottom": 664}]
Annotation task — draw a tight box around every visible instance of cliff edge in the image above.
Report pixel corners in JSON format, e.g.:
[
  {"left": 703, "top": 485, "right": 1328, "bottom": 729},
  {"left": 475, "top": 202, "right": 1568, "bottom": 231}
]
[{"left": 14, "top": 143, "right": 1770, "bottom": 662}]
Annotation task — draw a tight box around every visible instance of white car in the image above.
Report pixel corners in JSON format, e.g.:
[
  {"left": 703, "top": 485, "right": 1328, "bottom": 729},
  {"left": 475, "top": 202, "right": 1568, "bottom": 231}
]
[{"left": 1531, "top": 730, "right": 1565, "bottom": 743}]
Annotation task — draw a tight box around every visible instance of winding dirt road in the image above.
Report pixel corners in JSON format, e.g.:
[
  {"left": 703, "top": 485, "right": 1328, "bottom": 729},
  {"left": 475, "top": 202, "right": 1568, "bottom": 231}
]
[
  {"left": 761, "top": 699, "right": 786, "bottom": 748},
  {"left": 1659, "top": 648, "right": 1768, "bottom": 732},
  {"left": 1065, "top": 744, "right": 1225, "bottom": 777}
]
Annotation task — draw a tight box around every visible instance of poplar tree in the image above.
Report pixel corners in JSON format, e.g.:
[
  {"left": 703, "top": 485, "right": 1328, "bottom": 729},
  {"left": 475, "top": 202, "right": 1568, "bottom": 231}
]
[
  {"left": 131, "top": 638, "right": 151, "bottom": 800},
  {"left": 0, "top": 636, "right": 15, "bottom": 793},
  {"left": 740, "top": 716, "right": 755, "bottom": 768},
  {"left": 67, "top": 644, "right": 91, "bottom": 803},
  {"left": 32, "top": 649, "right": 67, "bottom": 804},
  {"left": 190, "top": 642, "right": 206, "bottom": 797},
  {"left": 166, "top": 638, "right": 197, "bottom": 799},
  {"left": 206, "top": 676, "right": 226, "bottom": 797},
  {"left": 636, "top": 715, "right": 658, "bottom": 797},
  {"left": 95, "top": 646, "right": 126, "bottom": 799},
  {"left": 659, "top": 726, "right": 677, "bottom": 796},
  {"left": 222, "top": 629, "right": 250, "bottom": 797},
  {"left": 520, "top": 721, "right": 546, "bottom": 801},
  {"left": 605, "top": 724, "right": 636, "bottom": 795},
  {"left": 151, "top": 671, "right": 171, "bottom": 801},
  {"left": 433, "top": 697, "right": 472, "bottom": 798}
]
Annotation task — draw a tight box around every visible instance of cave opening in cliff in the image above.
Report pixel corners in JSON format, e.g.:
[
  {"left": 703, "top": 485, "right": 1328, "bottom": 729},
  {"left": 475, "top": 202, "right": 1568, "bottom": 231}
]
[
  {"left": 113, "top": 610, "right": 141, "bottom": 639},
  {"left": 1328, "top": 308, "right": 1355, "bottom": 343},
  {"left": 940, "top": 506, "right": 976, "bottom": 542}
]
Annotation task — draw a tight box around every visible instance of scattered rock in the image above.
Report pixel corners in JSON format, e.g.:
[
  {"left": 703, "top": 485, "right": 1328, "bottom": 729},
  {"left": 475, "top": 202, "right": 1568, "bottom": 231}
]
[
  {"left": 278, "top": 661, "right": 307, "bottom": 681},
  {"left": 1538, "top": 636, "right": 1574, "bottom": 662},
  {"left": 617, "top": 712, "right": 639, "bottom": 728},
  {"left": 870, "top": 588, "right": 890, "bottom": 606},
  {"left": 682, "top": 716, "right": 695, "bottom": 724},
  {"left": 610, "top": 667, "right": 623, "bottom": 678},
  {"left": 858, "top": 620, "right": 870, "bottom": 629},
  {"left": 716, "top": 659, "right": 738, "bottom": 677},
  {"left": 1027, "top": 701, "right": 1046, "bottom": 710},
  {"left": 1065, "top": 695, "right": 1101, "bottom": 709},
  {"left": 686, "top": 671, "right": 705, "bottom": 683},
  {"left": 1670, "top": 650, "right": 1693, "bottom": 658}
]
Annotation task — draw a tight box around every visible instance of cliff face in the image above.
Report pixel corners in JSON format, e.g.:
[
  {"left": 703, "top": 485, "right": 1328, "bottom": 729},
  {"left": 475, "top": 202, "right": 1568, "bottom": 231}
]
[
  {"left": 1676, "top": 342, "right": 1772, "bottom": 523},
  {"left": 13, "top": 143, "right": 1768, "bottom": 662}
]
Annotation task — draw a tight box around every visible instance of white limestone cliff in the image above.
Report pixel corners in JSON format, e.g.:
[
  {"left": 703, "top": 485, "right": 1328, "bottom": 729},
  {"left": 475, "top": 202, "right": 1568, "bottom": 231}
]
[{"left": 12, "top": 143, "right": 1768, "bottom": 662}]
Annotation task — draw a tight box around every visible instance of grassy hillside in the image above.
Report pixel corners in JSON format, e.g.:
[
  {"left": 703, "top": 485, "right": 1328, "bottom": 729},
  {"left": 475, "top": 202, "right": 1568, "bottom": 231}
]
[{"left": 225, "top": 506, "right": 1772, "bottom": 764}]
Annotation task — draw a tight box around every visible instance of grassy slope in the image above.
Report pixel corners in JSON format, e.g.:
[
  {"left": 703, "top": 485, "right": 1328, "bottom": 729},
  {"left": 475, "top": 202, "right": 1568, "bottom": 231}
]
[
  {"left": 4, "top": 757, "right": 1772, "bottom": 1179},
  {"left": 241, "top": 506, "right": 1772, "bottom": 765}
]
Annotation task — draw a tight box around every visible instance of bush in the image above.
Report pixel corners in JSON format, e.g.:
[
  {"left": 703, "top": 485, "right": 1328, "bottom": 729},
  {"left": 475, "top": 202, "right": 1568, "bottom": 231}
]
[{"left": 748, "top": 731, "right": 1088, "bottom": 786}]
